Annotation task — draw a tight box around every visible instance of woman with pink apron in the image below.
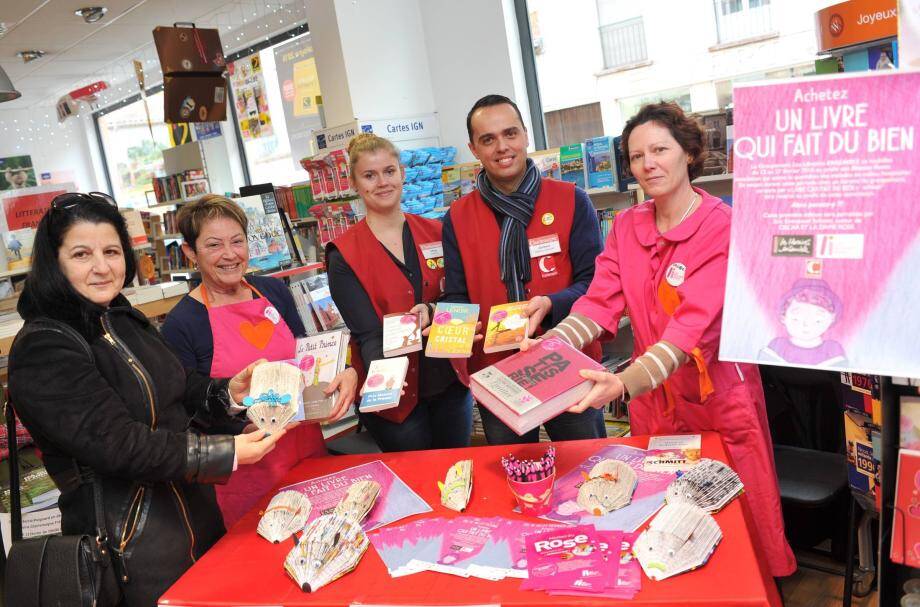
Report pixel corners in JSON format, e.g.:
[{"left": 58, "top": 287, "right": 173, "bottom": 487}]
[
  {"left": 200, "top": 280, "right": 326, "bottom": 526},
  {"left": 162, "top": 195, "right": 357, "bottom": 528},
  {"left": 538, "top": 103, "right": 796, "bottom": 577}
]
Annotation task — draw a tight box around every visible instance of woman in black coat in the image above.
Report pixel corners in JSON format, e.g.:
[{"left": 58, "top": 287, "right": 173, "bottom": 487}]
[{"left": 7, "top": 193, "right": 288, "bottom": 606}]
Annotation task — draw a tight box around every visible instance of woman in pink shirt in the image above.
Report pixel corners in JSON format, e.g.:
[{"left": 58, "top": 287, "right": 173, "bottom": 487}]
[{"left": 540, "top": 102, "right": 796, "bottom": 577}]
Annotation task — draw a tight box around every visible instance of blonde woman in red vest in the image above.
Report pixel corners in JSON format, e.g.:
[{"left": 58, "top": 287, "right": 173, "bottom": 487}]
[
  {"left": 327, "top": 133, "right": 473, "bottom": 452},
  {"left": 531, "top": 102, "right": 795, "bottom": 577},
  {"left": 442, "top": 94, "right": 605, "bottom": 445}
]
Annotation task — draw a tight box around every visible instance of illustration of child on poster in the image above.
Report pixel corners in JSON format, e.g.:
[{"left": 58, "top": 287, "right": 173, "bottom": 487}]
[{"left": 759, "top": 278, "right": 847, "bottom": 367}]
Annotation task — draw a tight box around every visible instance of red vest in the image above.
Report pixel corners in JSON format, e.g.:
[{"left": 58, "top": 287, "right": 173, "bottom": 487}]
[
  {"left": 450, "top": 178, "right": 602, "bottom": 375},
  {"left": 331, "top": 214, "right": 445, "bottom": 423}
]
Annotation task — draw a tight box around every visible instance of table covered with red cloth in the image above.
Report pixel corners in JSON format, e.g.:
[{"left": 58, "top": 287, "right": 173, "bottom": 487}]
[{"left": 159, "top": 432, "right": 782, "bottom": 607}]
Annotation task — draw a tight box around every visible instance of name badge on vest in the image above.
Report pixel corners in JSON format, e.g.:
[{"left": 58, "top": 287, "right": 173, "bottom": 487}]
[
  {"left": 419, "top": 241, "right": 443, "bottom": 259},
  {"left": 264, "top": 305, "right": 281, "bottom": 325},
  {"left": 528, "top": 234, "right": 561, "bottom": 257}
]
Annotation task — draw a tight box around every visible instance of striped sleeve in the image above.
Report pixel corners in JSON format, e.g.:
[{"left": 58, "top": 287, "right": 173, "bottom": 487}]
[{"left": 543, "top": 312, "right": 604, "bottom": 350}]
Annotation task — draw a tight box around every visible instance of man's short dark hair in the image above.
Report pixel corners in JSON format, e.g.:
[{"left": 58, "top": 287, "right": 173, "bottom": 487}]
[{"left": 466, "top": 94, "right": 525, "bottom": 142}]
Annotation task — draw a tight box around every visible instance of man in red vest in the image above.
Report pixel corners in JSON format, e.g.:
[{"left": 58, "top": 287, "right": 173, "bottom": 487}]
[{"left": 442, "top": 94, "right": 606, "bottom": 444}]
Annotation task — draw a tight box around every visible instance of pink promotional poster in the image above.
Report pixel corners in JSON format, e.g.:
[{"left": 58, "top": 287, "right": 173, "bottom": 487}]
[{"left": 721, "top": 70, "right": 920, "bottom": 377}]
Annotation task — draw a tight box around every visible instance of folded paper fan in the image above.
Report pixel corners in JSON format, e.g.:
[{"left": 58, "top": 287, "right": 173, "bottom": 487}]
[
  {"left": 576, "top": 458, "right": 637, "bottom": 515},
  {"left": 257, "top": 490, "right": 312, "bottom": 543},
  {"left": 438, "top": 459, "right": 473, "bottom": 512},
  {"left": 243, "top": 361, "right": 302, "bottom": 433},
  {"left": 634, "top": 502, "right": 722, "bottom": 581},
  {"left": 332, "top": 480, "right": 381, "bottom": 523},
  {"left": 285, "top": 515, "right": 368, "bottom": 592},
  {"left": 666, "top": 458, "right": 744, "bottom": 514}
]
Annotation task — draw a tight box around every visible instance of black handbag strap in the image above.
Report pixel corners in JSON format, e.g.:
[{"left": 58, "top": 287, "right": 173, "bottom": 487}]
[
  {"left": 7, "top": 319, "right": 109, "bottom": 546},
  {"left": 5, "top": 398, "right": 22, "bottom": 542}
]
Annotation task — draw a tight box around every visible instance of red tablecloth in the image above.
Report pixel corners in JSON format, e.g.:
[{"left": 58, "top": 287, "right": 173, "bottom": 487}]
[{"left": 159, "top": 432, "right": 782, "bottom": 607}]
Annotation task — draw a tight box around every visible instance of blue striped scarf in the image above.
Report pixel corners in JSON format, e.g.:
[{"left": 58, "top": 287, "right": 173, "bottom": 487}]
[{"left": 477, "top": 159, "right": 542, "bottom": 302}]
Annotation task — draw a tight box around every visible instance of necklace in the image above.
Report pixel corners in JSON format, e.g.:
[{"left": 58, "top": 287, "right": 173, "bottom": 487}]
[
  {"left": 658, "top": 192, "right": 697, "bottom": 233},
  {"left": 677, "top": 192, "right": 697, "bottom": 224}
]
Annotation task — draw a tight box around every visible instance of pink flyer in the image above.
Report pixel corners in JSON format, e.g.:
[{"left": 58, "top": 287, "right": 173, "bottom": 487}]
[
  {"left": 429, "top": 516, "right": 506, "bottom": 575},
  {"left": 722, "top": 70, "right": 920, "bottom": 376},
  {"left": 280, "top": 460, "right": 431, "bottom": 531},
  {"left": 521, "top": 525, "right": 608, "bottom": 593}
]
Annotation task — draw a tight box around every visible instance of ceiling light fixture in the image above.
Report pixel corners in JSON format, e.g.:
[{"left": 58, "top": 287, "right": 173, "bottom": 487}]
[
  {"left": 0, "top": 65, "right": 22, "bottom": 102},
  {"left": 17, "top": 50, "right": 46, "bottom": 63},
  {"left": 75, "top": 7, "right": 108, "bottom": 24}
]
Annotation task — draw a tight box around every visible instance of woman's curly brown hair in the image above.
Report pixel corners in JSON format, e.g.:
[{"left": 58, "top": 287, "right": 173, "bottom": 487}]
[{"left": 620, "top": 102, "right": 708, "bottom": 181}]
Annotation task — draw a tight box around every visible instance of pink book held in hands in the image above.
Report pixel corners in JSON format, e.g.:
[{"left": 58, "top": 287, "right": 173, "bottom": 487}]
[{"left": 470, "top": 337, "right": 605, "bottom": 435}]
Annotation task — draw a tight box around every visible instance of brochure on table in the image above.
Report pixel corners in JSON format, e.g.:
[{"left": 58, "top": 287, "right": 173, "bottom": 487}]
[
  {"left": 721, "top": 70, "right": 920, "bottom": 377},
  {"left": 279, "top": 460, "right": 430, "bottom": 531},
  {"left": 542, "top": 444, "right": 674, "bottom": 532}
]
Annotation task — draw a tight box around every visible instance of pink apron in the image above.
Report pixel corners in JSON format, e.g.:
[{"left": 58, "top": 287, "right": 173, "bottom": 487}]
[
  {"left": 572, "top": 191, "right": 796, "bottom": 577},
  {"left": 202, "top": 281, "right": 326, "bottom": 528}
]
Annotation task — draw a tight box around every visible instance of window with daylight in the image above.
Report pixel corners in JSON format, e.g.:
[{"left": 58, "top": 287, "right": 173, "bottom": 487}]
[
  {"left": 97, "top": 92, "right": 172, "bottom": 209},
  {"left": 596, "top": 0, "right": 647, "bottom": 70},
  {"left": 713, "top": 0, "right": 775, "bottom": 45}
]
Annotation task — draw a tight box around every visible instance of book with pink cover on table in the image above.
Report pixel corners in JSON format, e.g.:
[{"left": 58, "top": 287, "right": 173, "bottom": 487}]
[
  {"left": 279, "top": 460, "right": 431, "bottom": 531},
  {"left": 470, "top": 337, "right": 605, "bottom": 436}
]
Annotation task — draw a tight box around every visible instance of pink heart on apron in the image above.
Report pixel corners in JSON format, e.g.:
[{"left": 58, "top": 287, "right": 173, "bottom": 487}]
[
  {"left": 238, "top": 319, "right": 275, "bottom": 350},
  {"left": 731, "top": 74, "right": 920, "bottom": 346}
]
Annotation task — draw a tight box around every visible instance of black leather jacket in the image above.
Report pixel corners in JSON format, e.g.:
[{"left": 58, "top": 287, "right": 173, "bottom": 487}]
[{"left": 8, "top": 297, "right": 240, "bottom": 606}]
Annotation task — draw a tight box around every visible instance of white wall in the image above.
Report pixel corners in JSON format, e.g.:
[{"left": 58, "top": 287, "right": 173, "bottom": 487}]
[
  {"left": 0, "top": 108, "right": 101, "bottom": 193},
  {"left": 419, "top": 0, "right": 535, "bottom": 161},
  {"left": 305, "top": 0, "right": 355, "bottom": 127},
  {"left": 304, "top": 0, "right": 533, "bottom": 161},
  {"left": 334, "top": 0, "right": 436, "bottom": 119}
]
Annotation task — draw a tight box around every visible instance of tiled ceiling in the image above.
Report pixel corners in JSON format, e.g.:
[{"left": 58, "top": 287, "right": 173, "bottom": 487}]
[{"left": 0, "top": 0, "right": 308, "bottom": 112}]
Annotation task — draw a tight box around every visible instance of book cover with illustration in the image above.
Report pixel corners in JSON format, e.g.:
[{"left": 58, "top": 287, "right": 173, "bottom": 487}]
[
  {"left": 585, "top": 136, "right": 616, "bottom": 190},
  {"left": 611, "top": 136, "right": 636, "bottom": 192},
  {"left": 844, "top": 409, "right": 879, "bottom": 503},
  {"left": 235, "top": 193, "right": 292, "bottom": 271},
  {"left": 840, "top": 372, "right": 881, "bottom": 425},
  {"left": 559, "top": 143, "right": 586, "bottom": 189},
  {"left": 483, "top": 302, "right": 528, "bottom": 354},
  {"left": 643, "top": 434, "right": 702, "bottom": 472},
  {"left": 901, "top": 397, "right": 920, "bottom": 451},
  {"left": 294, "top": 329, "right": 349, "bottom": 420},
  {"left": 425, "top": 302, "right": 479, "bottom": 358},
  {"left": 382, "top": 312, "right": 422, "bottom": 357},
  {"left": 360, "top": 356, "right": 409, "bottom": 412},
  {"left": 470, "top": 337, "right": 605, "bottom": 435},
  {"left": 890, "top": 449, "right": 920, "bottom": 567},
  {"left": 530, "top": 149, "right": 561, "bottom": 180},
  {"left": 304, "top": 273, "right": 344, "bottom": 331}
]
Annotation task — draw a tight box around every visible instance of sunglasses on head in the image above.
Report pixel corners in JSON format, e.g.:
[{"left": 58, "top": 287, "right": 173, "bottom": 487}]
[{"left": 50, "top": 191, "right": 118, "bottom": 214}]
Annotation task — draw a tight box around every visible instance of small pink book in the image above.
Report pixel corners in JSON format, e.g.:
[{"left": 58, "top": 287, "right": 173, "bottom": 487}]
[
  {"left": 470, "top": 337, "right": 605, "bottom": 435},
  {"left": 891, "top": 449, "right": 920, "bottom": 567}
]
